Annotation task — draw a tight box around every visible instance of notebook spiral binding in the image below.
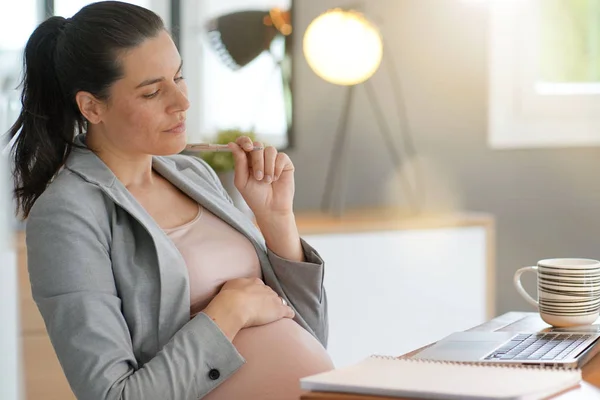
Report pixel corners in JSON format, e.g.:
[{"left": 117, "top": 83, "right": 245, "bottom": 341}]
[{"left": 369, "top": 355, "right": 581, "bottom": 371}]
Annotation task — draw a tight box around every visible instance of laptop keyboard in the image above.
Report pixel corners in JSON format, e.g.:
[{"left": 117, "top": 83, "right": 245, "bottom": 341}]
[{"left": 484, "top": 333, "right": 592, "bottom": 361}]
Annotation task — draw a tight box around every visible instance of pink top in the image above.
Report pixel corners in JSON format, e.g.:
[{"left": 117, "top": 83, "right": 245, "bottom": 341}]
[{"left": 164, "top": 205, "right": 334, "bottom": 400}]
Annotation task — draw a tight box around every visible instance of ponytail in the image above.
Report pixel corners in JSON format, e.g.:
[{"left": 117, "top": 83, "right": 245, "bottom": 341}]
[
  {"left": 9, "top": 16, "right": 82, "bottom": 218},
  {"left": 8, "top": 2, "right": 165, "bottom": 218}
]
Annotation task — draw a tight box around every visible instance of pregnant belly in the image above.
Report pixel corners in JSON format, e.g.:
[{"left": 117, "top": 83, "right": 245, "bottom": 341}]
[{"left": 204, "top": 318, "right": 334, "bottom": 400}]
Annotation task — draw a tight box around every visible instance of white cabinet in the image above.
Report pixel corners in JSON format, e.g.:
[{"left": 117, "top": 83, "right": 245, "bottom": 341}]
[{"left": 296, "top": 209, "right": 495, "bottom": 368}]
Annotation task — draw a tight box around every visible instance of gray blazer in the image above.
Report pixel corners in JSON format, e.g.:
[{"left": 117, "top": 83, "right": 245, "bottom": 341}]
[{"left": 25, "top": 135, "right": 328, "bottom": 400}]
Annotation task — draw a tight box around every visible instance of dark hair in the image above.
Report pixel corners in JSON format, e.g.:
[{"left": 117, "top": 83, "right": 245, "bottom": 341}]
[{"left": 8, "top": 1, "right": 165, "bottom": 218}]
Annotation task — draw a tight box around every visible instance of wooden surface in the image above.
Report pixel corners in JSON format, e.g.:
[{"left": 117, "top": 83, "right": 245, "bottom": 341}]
[
  {"left": 294, "top": 208, "right": 495, "bottom": 235},
  {"left": 22, "top": 335, "right": 76, "bottom": 400},
  {"left": 301, "top": 312, "right": 600, "bottom": 400},
  {"left": 15, "top": 231, "right": 75, "bottom": 400}
]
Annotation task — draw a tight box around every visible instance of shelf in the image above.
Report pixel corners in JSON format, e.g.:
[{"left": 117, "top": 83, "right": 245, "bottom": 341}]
[{"left": 294, "top": 207, "right": 494, "bottom": 235}]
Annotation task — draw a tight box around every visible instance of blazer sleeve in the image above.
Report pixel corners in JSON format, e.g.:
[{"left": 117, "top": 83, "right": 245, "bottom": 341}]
[
  {"left": 267, "top": 239, "right": 329, "bottom": 348},
  {"left": 26, "top": 193, "right": 245, "bottom": 400}
]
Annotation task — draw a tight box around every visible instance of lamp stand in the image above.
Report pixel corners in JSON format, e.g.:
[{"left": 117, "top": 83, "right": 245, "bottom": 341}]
[
  {"left": 320, "top": 79, "right": 420, "bottom": 217},
  {"left": 320, "top": 84, "right": 356, "bottom": 216}
]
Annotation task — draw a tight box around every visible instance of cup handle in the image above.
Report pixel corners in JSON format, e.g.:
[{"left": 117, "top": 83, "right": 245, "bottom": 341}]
[{"left": 514, "top": 266, "right": 539, "bottom": 309}]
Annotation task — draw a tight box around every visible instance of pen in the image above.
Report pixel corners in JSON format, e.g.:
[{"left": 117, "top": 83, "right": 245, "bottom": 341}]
[{"left": 185, "top": 143, "right": 264, "bottom": 152}]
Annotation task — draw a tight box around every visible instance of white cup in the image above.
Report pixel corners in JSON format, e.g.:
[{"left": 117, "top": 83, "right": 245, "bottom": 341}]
[{"left": 514, "top": 258, "right": 600, "bottom": 327}]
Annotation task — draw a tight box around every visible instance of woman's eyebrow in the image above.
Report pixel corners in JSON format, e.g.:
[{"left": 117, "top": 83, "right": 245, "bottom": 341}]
[{"left": 135, "top": 60, "right": 183, "bottom": 88}]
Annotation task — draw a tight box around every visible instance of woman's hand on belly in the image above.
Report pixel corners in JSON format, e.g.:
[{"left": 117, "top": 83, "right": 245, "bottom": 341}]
[{"left": 203, "top": 277, "right": 295, "bottom": 341}]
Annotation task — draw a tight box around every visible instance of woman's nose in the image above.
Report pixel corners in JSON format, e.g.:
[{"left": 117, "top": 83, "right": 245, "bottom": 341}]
[{"left": 168, "top": 84, "right": 190, "bottom": 113}]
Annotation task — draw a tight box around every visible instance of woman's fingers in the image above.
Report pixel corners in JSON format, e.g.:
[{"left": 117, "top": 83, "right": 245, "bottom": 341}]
[
  {"left": 276, "top": 295, "right": 295, "bottom": 319},
  {"left": 230, "top": 136, "right": 285, "bottom": 184},
  {"left": 235, "top": 135, "right": 254, "bottom": 151},
  {"left": 284, "top": 306, "right": 295, "bottom": 319},
  {"left": 228, "top": 142, "right": 249, "bottom": 187},
  {"left": 273, "top": 152, "right": 292, "bottom": 181},
  {"left": 249, "top": 141, "right": 264, "bottom": 181},
  {"left": 263, "top": 146, "right": 277, "bottom": 183}
]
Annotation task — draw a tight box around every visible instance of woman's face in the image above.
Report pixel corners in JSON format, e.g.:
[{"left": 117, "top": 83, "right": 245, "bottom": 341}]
[{"left": 92, "top": 29, "right": 190, "bottom": 157}]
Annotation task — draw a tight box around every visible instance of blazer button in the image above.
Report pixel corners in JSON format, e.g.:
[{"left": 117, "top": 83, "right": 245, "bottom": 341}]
[{"left": 208, "top": 369, "right": 220, "bottom": 380}]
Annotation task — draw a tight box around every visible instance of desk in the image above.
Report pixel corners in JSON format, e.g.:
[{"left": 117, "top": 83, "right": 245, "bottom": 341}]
[{"left": 301, "top": 312, "right": 600, "bottom": 399}]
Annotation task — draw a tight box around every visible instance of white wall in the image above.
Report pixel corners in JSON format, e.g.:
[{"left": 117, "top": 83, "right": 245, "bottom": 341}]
[{"left": 0, "top": 147, "right": 20, "bottom": 398}]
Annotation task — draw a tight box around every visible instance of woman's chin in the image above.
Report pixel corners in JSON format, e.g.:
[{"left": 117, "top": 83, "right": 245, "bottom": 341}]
[{"left": 155, "top": 132, "right": 188, "bottom": 155}]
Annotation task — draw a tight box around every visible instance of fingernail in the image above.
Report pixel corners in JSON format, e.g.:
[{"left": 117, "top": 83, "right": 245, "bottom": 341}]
[
  {"left": 255, "top": 170, "right": 263, "bottom": 180},
  {"left": 264, "top": 175, "right": 272, "bottom": 184},
  {"left": 244, "top": 143, "right": 253, "bottom": 150}
]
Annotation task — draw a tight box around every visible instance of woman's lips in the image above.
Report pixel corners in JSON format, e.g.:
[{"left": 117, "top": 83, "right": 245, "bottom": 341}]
[{"left": 165, "top": 122, "right": 186, "bottom": 133}]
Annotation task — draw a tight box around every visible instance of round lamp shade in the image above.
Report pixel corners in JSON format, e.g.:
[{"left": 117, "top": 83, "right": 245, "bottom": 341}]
[{"left": 303, "top": 9, "right": 383, "bottom": 86}]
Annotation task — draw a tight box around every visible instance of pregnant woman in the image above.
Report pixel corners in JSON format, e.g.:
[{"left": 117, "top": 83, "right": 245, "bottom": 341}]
[{"left": 9, "top": 2, "right": 334, "bottom": 399}]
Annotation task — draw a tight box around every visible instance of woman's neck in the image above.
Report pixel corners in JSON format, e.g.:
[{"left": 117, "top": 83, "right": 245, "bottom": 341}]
[{"left": 85, "top": 129, "right": 156, "bottom": 189}]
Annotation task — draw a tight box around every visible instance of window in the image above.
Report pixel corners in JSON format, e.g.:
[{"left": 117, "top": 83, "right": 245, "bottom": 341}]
[
  {"left": 0, "top": 0, "right": 39, "bottom": 141},
  {"left": 538, "top": 0, "right": 600, "bottom": 89},
  {"left": 488, "top": 0, "right": 600, "bottom": 148},
  {"left": 180, "top": 0, "right": 292, "bottom": 148}
]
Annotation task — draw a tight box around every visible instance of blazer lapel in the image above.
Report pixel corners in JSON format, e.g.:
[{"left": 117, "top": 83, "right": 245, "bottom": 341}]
[
  {"left": 65, "top": 136, "right": 270, "bottom": 347},
  {"left": 65, "top": 148, "right": 192, "bottom": 346}
]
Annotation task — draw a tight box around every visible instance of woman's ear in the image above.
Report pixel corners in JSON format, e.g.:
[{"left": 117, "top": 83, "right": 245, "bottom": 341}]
[{"left": 75, "top": 91, "right": 105, "bottom": 125}]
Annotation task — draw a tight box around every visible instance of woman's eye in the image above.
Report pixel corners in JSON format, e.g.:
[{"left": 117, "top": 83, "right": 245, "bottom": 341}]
[
  {"left": 143, "top": 90, "right": 159, "bottom": 99},
  {"left": 143, "top": 77, "right": 183, "bottom": 98}
]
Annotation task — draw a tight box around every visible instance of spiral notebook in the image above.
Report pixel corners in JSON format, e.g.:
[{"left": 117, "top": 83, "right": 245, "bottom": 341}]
[{"left": 300, "top": 356, "right": 582, "bottom": 400}]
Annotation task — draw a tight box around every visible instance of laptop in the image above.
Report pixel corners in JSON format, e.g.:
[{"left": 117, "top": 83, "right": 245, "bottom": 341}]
[{"left": 411, "top": 328, "right": 600, "bottom": 368}]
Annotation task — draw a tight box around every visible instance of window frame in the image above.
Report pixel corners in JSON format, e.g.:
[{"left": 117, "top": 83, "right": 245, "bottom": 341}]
[{"left": 488, "top": 0, "right": 600, "bottom": 149}]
